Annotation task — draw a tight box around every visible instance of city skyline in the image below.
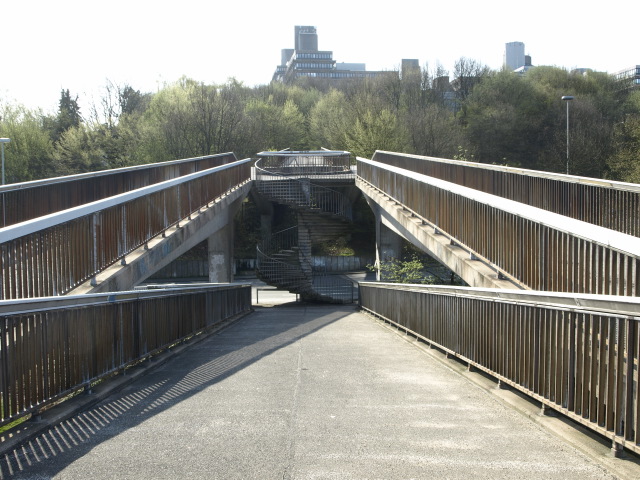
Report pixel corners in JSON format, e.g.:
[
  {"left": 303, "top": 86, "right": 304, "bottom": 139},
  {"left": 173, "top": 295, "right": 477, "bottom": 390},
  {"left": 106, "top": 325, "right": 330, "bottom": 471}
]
[{"left": 1, "top": 0, "right": 636, "bottom": 114}]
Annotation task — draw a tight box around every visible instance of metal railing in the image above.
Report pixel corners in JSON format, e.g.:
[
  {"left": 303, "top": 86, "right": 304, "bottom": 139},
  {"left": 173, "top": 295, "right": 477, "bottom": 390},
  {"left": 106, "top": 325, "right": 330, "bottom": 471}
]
[
  {"left": 256, "top": 149, "right": 354, "bottom": 179},
  {"left": 0, "top": 153, "right": 239, "bottom": 228},
  {"left": 256, "top": 249, "right": 310, "bottom": 293},
  {"left": 359, "top": 282, "right": 640, "bottom": 455},
  {"left": 259, "top": 225, "right": 299, "bottom": 255},
  {"left": 256, "top": 226, "right": 312, "bottom": 294},
  {"left": 311, "top": 271, "right": 355, "bottom": 303},
  {"left": 0, "top": 284, "right": 252, "bottom": 428},
  {"left": 357, "top": 158, "right": 640, "bottom": 296},
  {"left": 372, "top": 151, "right": 640, "bottom": 238},
  {"left": 0, "top": 159, "right": 252, "bottom": 300},
  {"left": 254, "top": 163, "right": 353, "bottom": 220}
]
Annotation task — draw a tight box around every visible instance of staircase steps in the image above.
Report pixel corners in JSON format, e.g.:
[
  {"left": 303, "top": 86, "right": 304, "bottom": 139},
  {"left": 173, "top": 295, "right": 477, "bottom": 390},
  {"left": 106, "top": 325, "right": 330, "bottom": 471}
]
[{"left": 254, "top": 155, "right": 356, "bottom": 303}]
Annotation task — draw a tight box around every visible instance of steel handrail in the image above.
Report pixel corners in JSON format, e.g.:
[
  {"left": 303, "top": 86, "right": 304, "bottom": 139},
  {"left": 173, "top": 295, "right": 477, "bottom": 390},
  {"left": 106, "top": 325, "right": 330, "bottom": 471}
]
[
  {"left": 1, "top": 159, "right": 253, "bottom": 243},
  {"left": 357, "top": 157, "right": 640, "bottom": 296},
  {"left": 372, "top": 150, "right": 640, "bottom": 238},
  {"left": 359, "top": 282, "right": 640, "bottom": 455},
  {"left": 1, "top": 159, "right": 252, "bottom": 299},
  {"left": 0, "top": 284, "right": 252, "bottom": 428},
  {"left": 0, "top": 153, "right": 239, "bottom": 227}
]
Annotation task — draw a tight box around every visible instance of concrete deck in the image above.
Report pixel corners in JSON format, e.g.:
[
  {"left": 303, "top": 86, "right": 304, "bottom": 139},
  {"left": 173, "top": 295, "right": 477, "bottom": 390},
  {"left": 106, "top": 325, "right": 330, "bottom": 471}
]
[{"left": 2, "top": 303, "right": 639, "bottom": 479}]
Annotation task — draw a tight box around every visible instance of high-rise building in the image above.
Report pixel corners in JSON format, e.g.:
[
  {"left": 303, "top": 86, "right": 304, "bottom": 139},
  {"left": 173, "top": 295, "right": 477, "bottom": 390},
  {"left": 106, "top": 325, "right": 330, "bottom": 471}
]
[
  {"left": 504, "top": 42, "right": 526, "bottom": 71},
  {"left": 273, "top": 26, "right": 394, "bottom": 83},
  {"left": 401, "top": 59, "right": 420, "bottom": 79}
]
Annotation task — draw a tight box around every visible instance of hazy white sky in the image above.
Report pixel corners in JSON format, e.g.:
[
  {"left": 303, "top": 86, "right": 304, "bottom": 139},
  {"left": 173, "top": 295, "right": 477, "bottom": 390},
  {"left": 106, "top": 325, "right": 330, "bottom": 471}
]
[{"left": 1, "top": 0, "right": 637, "bottom": 114}]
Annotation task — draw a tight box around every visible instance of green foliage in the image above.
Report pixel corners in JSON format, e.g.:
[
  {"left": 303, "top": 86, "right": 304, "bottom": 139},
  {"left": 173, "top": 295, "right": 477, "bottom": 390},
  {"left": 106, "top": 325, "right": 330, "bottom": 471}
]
[
  {"left": 344, "top": 109, "right": 407, "bottom": 159},
  {"left": 367, "top": 255, "right": 435, "bottom": 284},
  {"left": 46, "top": 89, "right": 82, "bottom": 143},
  {"left": 141, "top": 77, "right": 249, "bottom": 161},
  {"left": 313, "top": 237, "right": 355, "bottom": 256},
  {"left": 1, "top": 63, "right": 638, "bottom": 184},
  {"left": 244, "top": 96, "right": 306, "bottom": 153},
  {"left": 309, "top": 89, "right": 350, "bottom": 149},
  {"left": 607, "top": 115, "right": 640, "bottom": 182},
  {"left": 463, "top": 70, "right": 549, "bottom": 169},
  {"left": 0, "top": 104, "right": 55, "bottom": 181},
  {"left": 606, "top": 91, "right": 640, "bottom": 182},
  {"left": 461, "top": 66, "right": 622, "bottom": 176}
]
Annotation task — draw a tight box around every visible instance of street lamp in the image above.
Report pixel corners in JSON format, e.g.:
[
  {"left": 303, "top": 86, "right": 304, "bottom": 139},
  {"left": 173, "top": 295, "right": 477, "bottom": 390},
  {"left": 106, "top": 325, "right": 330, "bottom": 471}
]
[{"left": 561, "top": 96, "right": 574, "bottom": 175}]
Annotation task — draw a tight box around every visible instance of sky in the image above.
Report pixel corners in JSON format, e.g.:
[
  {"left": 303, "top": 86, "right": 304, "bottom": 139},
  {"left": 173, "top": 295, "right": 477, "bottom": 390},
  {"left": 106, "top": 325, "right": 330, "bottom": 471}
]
[{"left": 1, "top": 0, "right": 637, "bottom": 114}]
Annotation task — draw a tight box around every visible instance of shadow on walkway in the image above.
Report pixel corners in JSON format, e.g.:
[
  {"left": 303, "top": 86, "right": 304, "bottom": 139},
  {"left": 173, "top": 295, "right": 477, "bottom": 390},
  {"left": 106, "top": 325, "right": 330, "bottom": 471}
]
[{"left": 0, "top": 304, "right": 354, "bottom": 479}]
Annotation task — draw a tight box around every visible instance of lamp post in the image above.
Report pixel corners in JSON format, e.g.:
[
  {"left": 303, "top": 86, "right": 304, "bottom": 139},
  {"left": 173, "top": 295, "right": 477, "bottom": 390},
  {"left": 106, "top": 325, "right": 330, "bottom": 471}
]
[{"left": 561, "top": 96, "right": 574, "bottom": 175}]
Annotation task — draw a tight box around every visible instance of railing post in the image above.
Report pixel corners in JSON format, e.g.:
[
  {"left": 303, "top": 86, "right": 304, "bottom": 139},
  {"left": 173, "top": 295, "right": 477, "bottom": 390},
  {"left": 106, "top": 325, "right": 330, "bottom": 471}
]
[
  {"left": 611, "top": 440, "right": 624, "bottom": 458},
  {"left": 90, "top": 213, "right": 99, "bottom": 286},
  {"left": 176, "top": 184, "right": 181, "bottom": 228},
  {"left": 120, "top": 205, "right": 127, "bottom": 265},
  {"left": 162, "top": 189, "right": 168, "bottom": 237}
]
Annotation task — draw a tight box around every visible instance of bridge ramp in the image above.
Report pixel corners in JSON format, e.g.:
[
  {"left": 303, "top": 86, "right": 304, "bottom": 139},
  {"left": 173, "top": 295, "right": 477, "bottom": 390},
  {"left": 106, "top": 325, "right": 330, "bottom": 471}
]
[{"left": 2, "top": 305, "right": 633, "bottom": 479}]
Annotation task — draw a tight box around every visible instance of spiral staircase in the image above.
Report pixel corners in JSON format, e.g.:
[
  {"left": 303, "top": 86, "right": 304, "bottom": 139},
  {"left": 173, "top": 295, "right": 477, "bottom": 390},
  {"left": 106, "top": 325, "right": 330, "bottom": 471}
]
[{"left": 254, "top": 150, "right": 356, "bottom": 303}]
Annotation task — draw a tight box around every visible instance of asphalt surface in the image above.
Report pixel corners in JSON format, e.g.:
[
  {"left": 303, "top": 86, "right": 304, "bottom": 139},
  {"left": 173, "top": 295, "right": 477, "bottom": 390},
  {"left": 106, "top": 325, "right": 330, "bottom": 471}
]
[{"left": 2, "top": 299, "right": 639, "bottom": 479}]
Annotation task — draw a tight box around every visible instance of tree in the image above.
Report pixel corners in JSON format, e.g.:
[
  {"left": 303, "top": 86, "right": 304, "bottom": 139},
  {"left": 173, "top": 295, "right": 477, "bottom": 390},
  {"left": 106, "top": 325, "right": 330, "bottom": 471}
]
[
  {"left": 606, "top": 90, "right": 640, "bottom": 182},
  {"left": 119, "top": 84, "right": 147, "bottom": 116},
  {"left": 404, "top": 103, "right": 462, "bottom": 158},
  {"left": 0, "top": 104, "right": 55, "bottom": 182},
  {"left": 243, "top": 96, "right": 306, "bottom": 153},
  {"left": 309, "top": 89, "right": 351, "bottom": 149},
  {"left": 529, "top": 68, "right": 619, "bottom": 176},
  {"left": 463, "top": 70, "right": 549, "bottom": 168},
  {"left": 453, "top": 57, "right": 490, "bottom": 105},
  {"left": 141, "top": 77, "right": 249, "bottom": 161},
  {"left": 397, "top": 63, "right": 462, "bottom": 158},
  {"left": 53, "top": 124, "right": 109, "bottom": 174},
  {"left": 47, "top": 89, "right": 82, "bottom": 143},
  {"left": 202, "top": 79, "right": 247, "bottom": 155},
  {"left": 344, "top": 109, "right": 407, "bottom": 159}
]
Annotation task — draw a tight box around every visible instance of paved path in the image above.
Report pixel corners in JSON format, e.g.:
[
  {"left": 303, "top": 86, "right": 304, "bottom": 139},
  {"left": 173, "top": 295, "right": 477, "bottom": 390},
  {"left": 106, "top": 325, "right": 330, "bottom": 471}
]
[{"left": 2, "top": 304, "right": 638, "bottom": 479}]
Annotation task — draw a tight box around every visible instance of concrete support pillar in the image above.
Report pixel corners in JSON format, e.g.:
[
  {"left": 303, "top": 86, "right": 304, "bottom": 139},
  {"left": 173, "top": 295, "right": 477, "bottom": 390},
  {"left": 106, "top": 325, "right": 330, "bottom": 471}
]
[
  {"left": 208, "top": 222, "right": 234, "bottom": 283},
  {"left": 208, "top": 195, "right": 246, "bottom": 284},
  {"left": 363, "top": 195, "right": 403, "bottom": 282}
]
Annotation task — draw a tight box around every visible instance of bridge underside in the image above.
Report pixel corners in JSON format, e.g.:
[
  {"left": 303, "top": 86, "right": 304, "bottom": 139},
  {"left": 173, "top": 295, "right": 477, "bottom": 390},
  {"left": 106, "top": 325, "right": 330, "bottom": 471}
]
[
  {"left": 357, "top": 179, "right": 524, "bottom": 290},
  {"left": 71, "top": 183, "right": 252, "bottom": 294}
]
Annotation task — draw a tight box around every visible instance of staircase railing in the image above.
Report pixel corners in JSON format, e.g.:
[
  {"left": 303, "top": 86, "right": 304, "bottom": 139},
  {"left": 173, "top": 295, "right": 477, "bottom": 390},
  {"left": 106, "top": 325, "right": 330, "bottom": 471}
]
[
  {"left": 254, "top": 160, "right": 352, "bottom": 220},
  {"left": 311, "top": 269, "right": 355, "bottom": 303},
  {"left": 256, "top": 249, "right": 309, "bottom": 293},
  {"left": 256, "top": 226, "right": 311, "bottom": 296},
  {"left": 259, "top": 225, "right": 299, "bottom": 255},
  {"left": 256, "top": 150, "right": 354, "bottom": 178}
]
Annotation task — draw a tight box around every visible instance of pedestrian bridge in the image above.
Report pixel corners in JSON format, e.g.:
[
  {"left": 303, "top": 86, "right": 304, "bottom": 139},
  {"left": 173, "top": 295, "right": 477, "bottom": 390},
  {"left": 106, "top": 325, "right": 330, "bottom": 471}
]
[{"left": 1, "top": 150, "right": 640, "bottom": 475}]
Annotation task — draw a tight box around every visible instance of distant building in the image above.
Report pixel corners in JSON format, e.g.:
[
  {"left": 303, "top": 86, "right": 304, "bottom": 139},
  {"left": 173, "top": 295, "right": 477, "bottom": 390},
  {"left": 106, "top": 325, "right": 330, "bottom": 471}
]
[
  {"left": 505, "top": 42, "right": 533, "bottom": 73},
  {"left": 401, "top": 59, "right": 420, "bottom": 79},
  {"left": 613, "top": 65, "right": 640, "bottom": 90},
  {"left": 571, "top": 68, "right": 593, "bottom": 76},
  {"left": 273, "top": 26, "right": 395, "bottom": 83},
  {"left": 504, "top": 42, "right": 525, "bottom": 70}
]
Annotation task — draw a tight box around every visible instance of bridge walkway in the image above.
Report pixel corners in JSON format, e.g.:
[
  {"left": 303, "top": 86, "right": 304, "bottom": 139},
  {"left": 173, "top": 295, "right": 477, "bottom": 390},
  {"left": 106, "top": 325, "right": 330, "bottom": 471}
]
[{"left": 2, "top": 303, "right": 636, "bottom": 479}]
